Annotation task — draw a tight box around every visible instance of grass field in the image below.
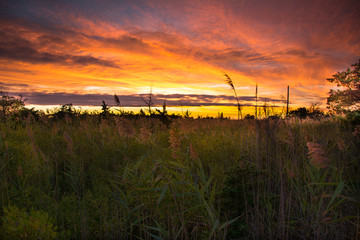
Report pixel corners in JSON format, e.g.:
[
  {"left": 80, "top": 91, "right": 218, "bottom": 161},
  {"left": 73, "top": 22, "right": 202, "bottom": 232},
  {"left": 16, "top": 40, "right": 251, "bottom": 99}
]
[{"left": 0, "top": 114, "right": 359, "bottom": 239}]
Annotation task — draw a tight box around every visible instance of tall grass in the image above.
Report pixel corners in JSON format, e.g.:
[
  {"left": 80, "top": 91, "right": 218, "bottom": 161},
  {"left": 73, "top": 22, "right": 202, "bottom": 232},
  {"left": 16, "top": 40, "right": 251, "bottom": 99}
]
[
  {"left": 0, "top": 115, "right": 359, "bottom": 239},
  {"left": 224, "top": 73, "right": 242, "bottom": 120}
]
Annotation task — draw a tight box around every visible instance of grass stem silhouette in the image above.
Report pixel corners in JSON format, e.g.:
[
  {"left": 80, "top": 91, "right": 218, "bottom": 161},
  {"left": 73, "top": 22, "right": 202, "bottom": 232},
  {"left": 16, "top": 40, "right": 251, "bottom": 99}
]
[{"left": 224, "top": 73, "right": 242, "bottom": 120}]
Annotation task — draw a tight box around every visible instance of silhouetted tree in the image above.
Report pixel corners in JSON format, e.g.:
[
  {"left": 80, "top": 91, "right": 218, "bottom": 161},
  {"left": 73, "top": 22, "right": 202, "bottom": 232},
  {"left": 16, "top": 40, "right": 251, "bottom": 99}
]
[
  {"left": 218, "top": 112, "right": 226, "bottom": 119},
  {"left": 327, "top": 59, "right": 360, "bottom": 113},
  {"left": 289, "top": 105, "right": 325, "bottom": 119},
  {"left": 244, "top": 114, "right": 255, "bottom": 119},
  {"left": 289, "top": 107, "right": 308, "bottom": 119}
]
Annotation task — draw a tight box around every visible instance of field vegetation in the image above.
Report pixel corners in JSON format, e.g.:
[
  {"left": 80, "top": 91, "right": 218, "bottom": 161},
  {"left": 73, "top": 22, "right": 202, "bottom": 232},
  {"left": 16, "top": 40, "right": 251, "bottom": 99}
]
[
  {"left": 0, "top": 102, "right": 359, "bottom": 239},
  {"left": 0, "top": 60, "right": 359, "bottom": 239}
]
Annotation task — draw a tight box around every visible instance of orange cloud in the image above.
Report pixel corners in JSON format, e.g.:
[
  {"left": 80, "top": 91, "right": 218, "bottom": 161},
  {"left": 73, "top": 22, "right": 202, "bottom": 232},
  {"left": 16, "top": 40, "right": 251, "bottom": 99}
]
[{"left": 0, "top": 0, "right": 359, "bottom": 114}]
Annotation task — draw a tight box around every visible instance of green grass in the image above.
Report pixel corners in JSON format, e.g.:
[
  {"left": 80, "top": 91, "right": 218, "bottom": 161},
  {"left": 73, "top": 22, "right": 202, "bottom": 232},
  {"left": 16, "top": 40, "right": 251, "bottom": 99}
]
[{"left": 0, "top": 115, "right": 359, "bottom": 239}]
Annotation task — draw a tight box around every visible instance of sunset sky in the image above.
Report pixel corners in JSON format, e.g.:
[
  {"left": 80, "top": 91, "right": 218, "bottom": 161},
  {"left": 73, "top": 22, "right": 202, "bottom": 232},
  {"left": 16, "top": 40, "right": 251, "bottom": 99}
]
[{"left": 1, "top": 0, "right": 359, "bottom": 116}]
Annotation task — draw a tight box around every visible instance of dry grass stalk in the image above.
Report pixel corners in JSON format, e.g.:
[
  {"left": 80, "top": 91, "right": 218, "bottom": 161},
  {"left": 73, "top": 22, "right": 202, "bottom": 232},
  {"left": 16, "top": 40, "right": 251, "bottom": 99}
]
[
  {"left": 26, "top": 125, "right": 37, "bottom": 153},
  {"left": 17, "top": 165, "right": 23, "bottom": 177},
  {"left": 79, "top": 120, "right": 91, "bottom": 139},
  {"left": 52, "top": 123, "right": 60, "bottom": 135},
  {"left": 115, "top": 118, "right": 135, "bottom": 137},
  {"left": 306, "top": 142, "right": 330, "bottom": 168},
  {"left": 25, "top": 125, "right": 49, "bottom": 163},
  {"left": 286, "top": 167, "right": 295, "bottom": 178},
  {"left": 178, "top": 119, "right": 195, "bottom": 134},
  {"left": 0, "top": 131, "right": 5, "bottom": 141},
  {"left": 25, "top": 113, "right": 35, "bottom": 125},
  {"left": 63, "top": 131, "right": 74, "bottom": 154},
  {"left": 152, "top": 162, "right": 160, "bottom": 173},
  {"left": 0, "top": 131, "right": 8, "bottom": 150},
  {"left": 169, "top": 127, "right": 182, "bottom": 158},
  {"left": 99, "top": 118, "right": 108, "bottom": 133},
  {"left": 38, "top": 149, "right": 48, "bottom": 163},
  {"left": 139, "top": 123, "right": 151, "bottom": 142},
  {"left": 40, "top": 114, "right": 48, "bottom": 124},
  {"left": 189, "top": 143, "right": 198, "bottom": 160},
  {"left": 337, "top": 137, "right": 346, "bottom": 151},
  {"left": 64, "top": 114, "right": 72, "bottom": 124},
  {"left": 352, "top": 125, "right": 360, "bottom": 140}
]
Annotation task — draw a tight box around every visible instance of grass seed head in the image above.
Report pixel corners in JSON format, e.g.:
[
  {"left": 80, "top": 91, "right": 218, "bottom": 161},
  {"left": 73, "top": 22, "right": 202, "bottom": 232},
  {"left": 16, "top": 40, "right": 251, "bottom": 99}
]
[
  {"left": 140, "top": 123, "right": 151, "bottom": 142},
  {"left": 306, "top": 142, "right": 330, "bottom": 168},
  {"left": 115, "top": 118, "right": 135, "bottom": 137},
  {"left": 224, "top": 73, "right": 235, "bottom": 90}
]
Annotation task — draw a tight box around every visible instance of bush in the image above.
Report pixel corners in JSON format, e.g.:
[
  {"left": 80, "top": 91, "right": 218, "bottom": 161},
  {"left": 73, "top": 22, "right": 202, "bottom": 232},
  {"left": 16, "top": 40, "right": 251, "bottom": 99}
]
[
  {"left": 345, "top": 111, "right": 360, "bottom": 126},
  {"left": 1, "top": 205, "right": 58, "bottom": 240}
]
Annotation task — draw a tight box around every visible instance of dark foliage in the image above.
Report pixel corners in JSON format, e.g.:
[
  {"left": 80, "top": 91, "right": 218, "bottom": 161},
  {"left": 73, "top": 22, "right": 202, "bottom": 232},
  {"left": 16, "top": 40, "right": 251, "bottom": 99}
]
[{"left": 327, "top": 59, "right": 360, "bottom": 113}]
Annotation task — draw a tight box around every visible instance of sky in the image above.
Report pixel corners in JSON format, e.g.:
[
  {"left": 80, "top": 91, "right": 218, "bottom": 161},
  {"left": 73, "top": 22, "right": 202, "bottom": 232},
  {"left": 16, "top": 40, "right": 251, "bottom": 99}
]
[{"left": 1, "top": 0, "right": 359, "bottom": 116}]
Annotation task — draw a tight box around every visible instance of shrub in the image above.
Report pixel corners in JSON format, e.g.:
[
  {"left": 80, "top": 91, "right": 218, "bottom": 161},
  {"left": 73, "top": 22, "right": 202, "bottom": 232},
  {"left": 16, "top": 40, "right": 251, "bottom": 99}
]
[{"left": 1, "top": 205, "right": 58, "bottom": 240}]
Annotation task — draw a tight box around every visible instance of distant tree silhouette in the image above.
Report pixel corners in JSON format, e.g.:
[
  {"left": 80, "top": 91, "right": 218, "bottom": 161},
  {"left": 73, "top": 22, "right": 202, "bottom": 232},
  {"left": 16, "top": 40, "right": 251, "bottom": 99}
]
[
  {"left": 327, "top": 59, "right": 360, "bottom": 113},
  {"left": 218, "top": 112, "right": 226, "bottom": 119},
  {"left": 289, "top": 105, "right": 324, "bottom": 119},
  {"left": 289, "top": 107, "right": 308, "bottom": 119},
  {"left": 244, "top": 114, "right": 255, "bottom": 119}
]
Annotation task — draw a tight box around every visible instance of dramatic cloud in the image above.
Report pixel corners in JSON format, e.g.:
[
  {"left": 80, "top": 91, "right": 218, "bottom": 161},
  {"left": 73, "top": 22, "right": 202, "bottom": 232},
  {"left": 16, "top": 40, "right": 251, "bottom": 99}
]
[
  {"left": 0, "top": 0, "right": 359, "bottom": 115},
  {"left": 0, "top": 27, "right": 119, "bottom": 68}
]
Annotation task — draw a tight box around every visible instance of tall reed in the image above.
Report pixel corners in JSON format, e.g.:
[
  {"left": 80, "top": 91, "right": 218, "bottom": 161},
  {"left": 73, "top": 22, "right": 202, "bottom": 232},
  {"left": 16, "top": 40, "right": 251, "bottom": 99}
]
[
  {"left": 224, "top": 73, "right": 242, "bottom": 120},
  {"left": 0, "top": 115, "right": 358, "bottom": 239}
]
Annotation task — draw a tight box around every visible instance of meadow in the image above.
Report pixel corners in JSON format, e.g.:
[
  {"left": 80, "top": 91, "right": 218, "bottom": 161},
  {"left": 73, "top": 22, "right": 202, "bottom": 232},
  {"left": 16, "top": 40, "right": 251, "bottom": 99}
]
[{"left": 0, "top": 112, "right": 359, "bottom": 239}]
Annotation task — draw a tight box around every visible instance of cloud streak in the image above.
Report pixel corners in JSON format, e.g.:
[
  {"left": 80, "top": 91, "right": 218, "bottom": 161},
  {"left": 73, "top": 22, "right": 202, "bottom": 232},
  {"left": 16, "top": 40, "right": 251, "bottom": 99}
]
[
  {"left": 0, "top": 27, "right": 119, "bottom": 68},
  {"left": 7, "top": 90, "right": 281, "bottom": 107}
]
